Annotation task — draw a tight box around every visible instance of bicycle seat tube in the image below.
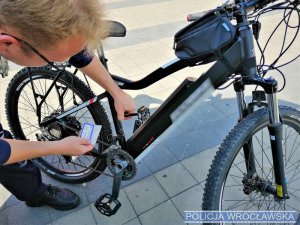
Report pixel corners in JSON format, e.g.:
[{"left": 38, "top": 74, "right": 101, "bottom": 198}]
[{"left": 97, "top": 43, "right": 109, "bottom": 70}]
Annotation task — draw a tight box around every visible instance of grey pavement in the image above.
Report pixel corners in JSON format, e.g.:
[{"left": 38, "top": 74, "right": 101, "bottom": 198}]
[{"left": 1, "top": 0, "right": 300, "bottom": 225}]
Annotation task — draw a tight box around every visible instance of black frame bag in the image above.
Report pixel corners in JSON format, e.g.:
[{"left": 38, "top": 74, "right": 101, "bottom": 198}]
[{"left": 173, "top": 8, "right": 236, "bottom": 65}]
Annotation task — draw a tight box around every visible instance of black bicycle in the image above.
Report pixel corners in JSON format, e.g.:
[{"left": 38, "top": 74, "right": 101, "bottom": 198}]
[{"left": 4, "top": 0, "right": 300, "bottom": 219}]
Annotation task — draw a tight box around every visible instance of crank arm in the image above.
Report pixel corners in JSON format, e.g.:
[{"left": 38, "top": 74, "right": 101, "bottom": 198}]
[{"left": 94, "top": 159, "right": 128, "bottom": 216}]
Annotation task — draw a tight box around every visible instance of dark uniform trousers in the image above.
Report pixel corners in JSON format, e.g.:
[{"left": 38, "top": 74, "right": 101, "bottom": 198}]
[{"left": 0, "top": 123, "right": 46, "bottom": 201}]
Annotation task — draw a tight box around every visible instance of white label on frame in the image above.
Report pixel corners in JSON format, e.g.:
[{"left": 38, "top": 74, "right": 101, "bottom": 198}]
[{"left": 80, "top": 123, "right": 102, "bottom": 146}]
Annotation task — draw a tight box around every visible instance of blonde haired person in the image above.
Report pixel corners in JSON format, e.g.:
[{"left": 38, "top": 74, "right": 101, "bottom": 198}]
[{"left": 0, "top": 0, "right": 135, "bottom": 210}]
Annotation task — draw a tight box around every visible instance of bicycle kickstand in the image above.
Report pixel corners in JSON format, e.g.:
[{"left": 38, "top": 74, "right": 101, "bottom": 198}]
[{"left": 94, "top": 160, "right": 127, "bottom": 216}]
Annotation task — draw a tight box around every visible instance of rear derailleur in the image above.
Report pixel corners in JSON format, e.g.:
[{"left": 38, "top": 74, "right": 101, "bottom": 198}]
[{"left": 94, "top": 145, "right": 137, "bottom": 216}]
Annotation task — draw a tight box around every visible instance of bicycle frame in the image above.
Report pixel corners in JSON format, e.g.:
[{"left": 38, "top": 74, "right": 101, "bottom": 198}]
[
  {"left": 39, "top": 39, "right": 243, "bottom": 154},
  {"left": 33, "top": 0, "right": 288, "bottom": 200}
]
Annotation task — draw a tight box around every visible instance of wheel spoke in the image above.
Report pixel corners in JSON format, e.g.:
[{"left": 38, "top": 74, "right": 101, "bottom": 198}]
[
  {"left": 13, "top": 75, "right": 105, "bottom": 174},
  {"left": 224, "top": 194, "right": 262, "bottom": 210},
  {"left": 288, "top": 161, "right": 300, "bottom": 184}
]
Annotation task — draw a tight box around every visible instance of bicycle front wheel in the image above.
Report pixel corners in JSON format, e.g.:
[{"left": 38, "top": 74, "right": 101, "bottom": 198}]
[
  {"left": 5, "top": 67, "right": 112, "bottom": 183},
  {"left": 203, "top": 106, "right": 300, "bottom": 215}
]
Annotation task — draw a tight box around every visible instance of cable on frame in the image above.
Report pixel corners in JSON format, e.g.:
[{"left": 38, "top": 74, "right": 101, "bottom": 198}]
[
  {"left": 217, "top": 0, "right": 300, "bottom": 91},
  {"left": 251, "top": 0, "right": 300, "bottom": 92}
]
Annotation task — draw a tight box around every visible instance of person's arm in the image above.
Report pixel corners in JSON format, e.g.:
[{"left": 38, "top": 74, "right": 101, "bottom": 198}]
[
  {"left": 79, "top": 56, "right": 136, "bottom": 120},
  {"left": 69, "top": 51, "right": 136, "bottom": 120},
  {"left": 1, "top": 136, "right": 93, "bottom": 165}
]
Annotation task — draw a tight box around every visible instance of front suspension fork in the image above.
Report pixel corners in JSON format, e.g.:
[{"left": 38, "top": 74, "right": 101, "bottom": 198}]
[
  {"left": 235, "top": 80, "right": 257, "bottom": 179},
  {"left": 234, "top": 77, "right": 289, "bottom": 199},
  {"left": 266, "top": 93, "right": 289, "bottom": 199}
]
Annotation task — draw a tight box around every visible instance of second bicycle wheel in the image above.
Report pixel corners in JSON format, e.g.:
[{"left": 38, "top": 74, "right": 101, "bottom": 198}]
[
  {"left": 203, "top": 106, "right": 300, "bottom": 217},
  {"left": 5, "top": 67, "right": 112, "bottom": 183}
]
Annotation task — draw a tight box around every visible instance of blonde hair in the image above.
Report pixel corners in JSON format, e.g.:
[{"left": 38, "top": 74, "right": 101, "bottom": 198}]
[{"left": 0, "top": 0, "right": 108, "bottom": 50}]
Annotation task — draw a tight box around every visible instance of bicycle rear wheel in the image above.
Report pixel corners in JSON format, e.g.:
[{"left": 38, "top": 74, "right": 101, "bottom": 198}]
[
  {"left": 203, "top": 106, "right": 300, "bottom": 218},
  {"left": 5, "top": 67, "right": 112, "bottom": 183}
]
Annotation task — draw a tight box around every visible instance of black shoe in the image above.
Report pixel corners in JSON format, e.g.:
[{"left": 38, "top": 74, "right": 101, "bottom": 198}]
[{"left": 25, "top": 185, "right": 80, "bottom": 211}]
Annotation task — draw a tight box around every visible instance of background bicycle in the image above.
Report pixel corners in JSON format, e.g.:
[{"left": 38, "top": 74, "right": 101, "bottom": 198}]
[{"left": 0, "top": 0, "right": 297, "bottom": 224}]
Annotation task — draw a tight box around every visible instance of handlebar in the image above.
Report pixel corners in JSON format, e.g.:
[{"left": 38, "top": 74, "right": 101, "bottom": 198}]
[
  {"left": 187, "top": 10, "right": 210, "bottom": 22},
  {"left": 186, "top": 0, "right": 279, "bottom": 22},
  {"left": 245, "top": 0, "right": 278, "bottom": 9},
  {"left": 187, "top": 0, "right": 230, "bottom": 22}
]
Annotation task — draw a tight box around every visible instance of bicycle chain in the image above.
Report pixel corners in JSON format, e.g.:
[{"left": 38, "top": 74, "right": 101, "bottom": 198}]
[
  {"left": 66, "top": 161, "right": 114, "bottom": 177},
  {"left": 38, "top": 121, "right": 138, "bottom": 181},
  {"left": 61, "top": 145, "right": 137, "bottom": 181}
]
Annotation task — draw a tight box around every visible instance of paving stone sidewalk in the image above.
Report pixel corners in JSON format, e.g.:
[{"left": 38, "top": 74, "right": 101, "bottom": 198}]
[{"left": 1, "top": 0, "right": 300, "bottom": 225}]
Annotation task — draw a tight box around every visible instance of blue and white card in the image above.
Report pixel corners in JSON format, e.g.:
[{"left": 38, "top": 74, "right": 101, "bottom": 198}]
[{"left": 80, "top": 123, "right": 102, "bottom": 146}]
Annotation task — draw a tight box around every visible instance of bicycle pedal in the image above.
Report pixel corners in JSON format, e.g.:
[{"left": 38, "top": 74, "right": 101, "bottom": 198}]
[
  {"left": 94, "top": 193, "right": 121, "bottom": 217},
  {"left": 137, "top": 106, "right": 150, "bottom": 122}
]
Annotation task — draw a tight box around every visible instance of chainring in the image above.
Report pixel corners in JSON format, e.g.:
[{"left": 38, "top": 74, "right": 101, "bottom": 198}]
[{"left": 106, "top": 148, "right": 137, "bottom": 181}]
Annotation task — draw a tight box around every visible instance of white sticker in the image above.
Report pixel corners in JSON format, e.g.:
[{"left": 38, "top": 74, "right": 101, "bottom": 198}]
[
  {"left": 80, "top": 123, "right": 102, "bottom": 146},
  {"left": 270, "top": 135, "right": 276, "bottom": 141}
]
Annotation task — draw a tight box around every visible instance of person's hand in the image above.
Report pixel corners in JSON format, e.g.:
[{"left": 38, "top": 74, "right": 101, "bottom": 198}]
[
  {"left": 55, "top": 136, "right": 93, "bottom": 156},
  {"left": 113, "top": 91, "right": 136, "bottom": 120}
]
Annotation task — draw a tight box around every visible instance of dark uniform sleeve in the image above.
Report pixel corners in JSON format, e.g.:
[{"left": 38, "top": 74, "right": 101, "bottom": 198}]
[
  {"left": 68, "top": 49, "right": 94, "bottom": 68},
  {"left": 0, "top": 139, "right": 11, "bottom": 165}
]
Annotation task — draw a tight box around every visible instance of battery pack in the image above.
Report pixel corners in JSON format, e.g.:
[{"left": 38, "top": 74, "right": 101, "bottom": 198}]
[{"left": 127, "top": 77, "right": 197, "bottom": 158}]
